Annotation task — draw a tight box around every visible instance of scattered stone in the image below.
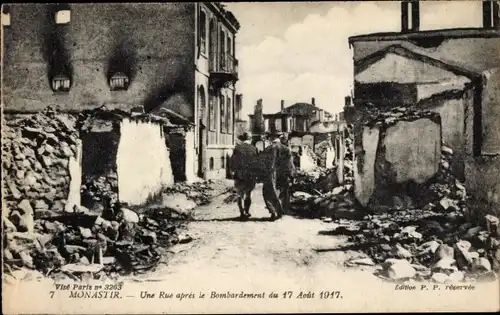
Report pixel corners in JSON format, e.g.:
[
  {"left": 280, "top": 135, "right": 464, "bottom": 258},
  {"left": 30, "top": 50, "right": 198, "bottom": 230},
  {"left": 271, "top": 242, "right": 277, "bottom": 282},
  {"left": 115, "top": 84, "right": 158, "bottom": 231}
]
[
  {"left": 65, "top": 245, "right": 86, "bottom": 254},
  {"left": 454, "top": 240, "right": 474, "bottom": 269},
  {"left": 4, "top": 218, "right": 17, "bottom": 233},
  {"left": 432, "top": 258, "right": 458, "bottom": 274},
  {"left": 121, "top": 208, "right": 139, "bottom": 223},
  {"left": 102, "top": 257, "right": 116, "bottom": 265},
  {"left": 142, "top": 231, "right": 157, "bottom": 244},
  {"left": 34, "top": 200, "right": 49, "bottom": 211},
  {"left": 79, "top": 227, "right": 93, "bottom": 239},
  {"left": 17, "top": 199, "right": 34, "bottom": 215},
  {"left": 472, "top": 257, "right": 492, "bottom": 273},
  {"left": 178, "top": 233, "right": 193, "bottom": 244},
  {"left": 437, "top": 197, "right": 459, "bottom": 212},
  {"left": 435, "top": 244, "right": 454, "bottom": 260},
  {"left": 385, "top": 259, "right": 416, "bottom": 280},
  {"left": 79, "top": 256, "right": 90, "bottom": 265},
  {"left": 464, "top": 226, "right": 483, "bottom": 239},
  {"left": 7, "top": 182, "right": 22, "bottom": 199},
  {"left": 449, "top": 271, "right": 465, "bottom": 282},
  {"left": 391, "top": 244, "right": 413, "bottom": 259},
  {"left": 484, "top": 215, "right": 499, "bottom": 236},
  {"left": 418, "top": 240, "right": 440, "bottom": 256},
  {"left": 431, "top": 272, "right": 449, "bottom": 283}
]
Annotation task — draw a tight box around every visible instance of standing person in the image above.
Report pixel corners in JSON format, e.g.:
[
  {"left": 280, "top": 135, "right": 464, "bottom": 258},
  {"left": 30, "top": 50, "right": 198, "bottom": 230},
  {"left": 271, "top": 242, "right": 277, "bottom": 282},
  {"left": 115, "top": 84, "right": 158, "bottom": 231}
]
[
  {"left": 276, "top": 133, "right": 295, "bottom": 215},
  {"left": 259, "top": 135, "right": 296, "bottom": 221},
  {"left": 230, "top": 132, "right": 258, "bottom": 219}
]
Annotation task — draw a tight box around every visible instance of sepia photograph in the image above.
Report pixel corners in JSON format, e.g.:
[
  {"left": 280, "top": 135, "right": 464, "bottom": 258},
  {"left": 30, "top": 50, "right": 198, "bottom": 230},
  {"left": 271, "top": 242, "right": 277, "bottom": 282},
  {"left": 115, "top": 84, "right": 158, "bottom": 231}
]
[{"left": 1, "top": 1, "right": 500, "bottom": 313}]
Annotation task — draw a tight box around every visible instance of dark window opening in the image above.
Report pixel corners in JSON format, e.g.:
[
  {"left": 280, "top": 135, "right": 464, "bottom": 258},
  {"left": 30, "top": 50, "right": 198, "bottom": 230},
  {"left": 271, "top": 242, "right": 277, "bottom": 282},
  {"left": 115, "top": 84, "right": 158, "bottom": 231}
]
[
  {"left": 209, "top": 157, "right": 214, "bottom": 170},
  {"left": 199, "top": 10, "right": 207, "bottom": 54},
  {"left": 51, "top": 75, "right": 71, "bottom": 92},
  {"left": 220, "top": 95, "right": 226, "bottom": 133}
]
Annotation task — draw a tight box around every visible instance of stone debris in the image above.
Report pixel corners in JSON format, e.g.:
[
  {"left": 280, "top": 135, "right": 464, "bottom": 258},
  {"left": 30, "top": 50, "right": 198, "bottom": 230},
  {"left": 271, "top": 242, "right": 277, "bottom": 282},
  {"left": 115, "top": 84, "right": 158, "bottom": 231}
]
[
  {"left": 3, "top": 107, "right": 80, "bottom": 233},
  {"left": 2, "top": 106, "right": 225, "bottom": 281},
  {"left": 166, "top": 180, "right": 232, "bottom": 206},
  {"left": 327, "top": 207, "right": 499, "bottom": 283}
]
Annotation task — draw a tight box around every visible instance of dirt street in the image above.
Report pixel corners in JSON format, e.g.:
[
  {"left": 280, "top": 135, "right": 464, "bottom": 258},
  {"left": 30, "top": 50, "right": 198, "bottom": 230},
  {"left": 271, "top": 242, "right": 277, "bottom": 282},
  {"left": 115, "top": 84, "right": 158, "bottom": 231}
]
[{"left": 138, "top": 184, "right": 379, "bottom": 290}]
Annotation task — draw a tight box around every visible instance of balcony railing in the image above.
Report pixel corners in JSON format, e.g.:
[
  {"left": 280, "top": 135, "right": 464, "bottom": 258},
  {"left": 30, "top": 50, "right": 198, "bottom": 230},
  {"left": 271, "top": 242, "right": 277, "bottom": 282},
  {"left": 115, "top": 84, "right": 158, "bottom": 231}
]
[{"left": 209, "top": 53, "right": 238, "bottom": 77}]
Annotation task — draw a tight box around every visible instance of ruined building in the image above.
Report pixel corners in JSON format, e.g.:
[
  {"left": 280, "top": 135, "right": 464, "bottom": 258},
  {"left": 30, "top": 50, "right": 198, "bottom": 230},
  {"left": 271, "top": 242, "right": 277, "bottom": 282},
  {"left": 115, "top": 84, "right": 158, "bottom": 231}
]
[
  {"left": 2, "top": 3, "right": 241, "bottom": 214},
  {"left": 348, "top": 0, "right": 500, "bottom": 216}
]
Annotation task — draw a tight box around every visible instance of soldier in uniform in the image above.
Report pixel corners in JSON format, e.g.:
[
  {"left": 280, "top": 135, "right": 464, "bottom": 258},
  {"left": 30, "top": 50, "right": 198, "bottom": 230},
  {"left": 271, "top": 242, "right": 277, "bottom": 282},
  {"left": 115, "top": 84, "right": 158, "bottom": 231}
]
[
  {"left": 230, "top": 132, "right": 259, "bottom": 219},
  {"left": 258, "top": 134, "right": 296, "bottom": 221}
]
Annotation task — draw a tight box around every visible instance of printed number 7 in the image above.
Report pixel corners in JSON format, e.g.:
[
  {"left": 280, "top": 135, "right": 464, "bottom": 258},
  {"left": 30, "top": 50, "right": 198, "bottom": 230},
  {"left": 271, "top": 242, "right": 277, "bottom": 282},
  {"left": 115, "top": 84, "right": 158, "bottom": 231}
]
[{"left": 49, "top": 291, "right": 55, "bottom": 298}]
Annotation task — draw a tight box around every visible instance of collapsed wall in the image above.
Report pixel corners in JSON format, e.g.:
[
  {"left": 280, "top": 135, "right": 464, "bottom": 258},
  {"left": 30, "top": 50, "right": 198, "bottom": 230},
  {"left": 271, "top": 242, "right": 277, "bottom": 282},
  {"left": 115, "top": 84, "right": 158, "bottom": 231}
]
[
  {"left": 354, "top": 107, "right": 442, "bottom": 212},
  {"left": 3, "top": 106, "right": 189, "bottom": 231},
  {"left": 2, "top": 107, "right": 82, "bottom": 232}
]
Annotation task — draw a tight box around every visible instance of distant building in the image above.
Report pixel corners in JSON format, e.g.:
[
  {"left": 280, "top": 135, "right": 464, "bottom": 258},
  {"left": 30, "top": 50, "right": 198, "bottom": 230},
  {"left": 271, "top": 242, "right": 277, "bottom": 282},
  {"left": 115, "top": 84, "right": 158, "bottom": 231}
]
[
  {"left": 234, "top": 94, "right": 248, "bottom": 138},
  {"left": 249, "top": 98, "right": 335, "bottom": 138}
]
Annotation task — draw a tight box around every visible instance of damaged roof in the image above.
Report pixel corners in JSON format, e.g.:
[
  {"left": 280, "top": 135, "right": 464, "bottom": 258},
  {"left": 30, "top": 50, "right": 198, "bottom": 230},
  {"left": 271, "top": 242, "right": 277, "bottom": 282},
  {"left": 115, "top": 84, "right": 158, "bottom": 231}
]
[
  {"left": 78, "top": 105, "right": 192, "bottom": 129},
  {"left": 354, "top": 43, "right": 483, "bottom": 80}
]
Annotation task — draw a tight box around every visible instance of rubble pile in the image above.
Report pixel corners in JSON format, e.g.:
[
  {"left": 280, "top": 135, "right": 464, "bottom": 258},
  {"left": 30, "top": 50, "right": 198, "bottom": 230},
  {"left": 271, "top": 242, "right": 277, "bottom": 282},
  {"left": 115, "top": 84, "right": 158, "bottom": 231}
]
[
  {"left": 164, "top": 180, "right": 232, "bottom": 206},
  {"left": 2, "top": 106, "right": 205, "bottom": 281},
  {"left": 2, "top": 107, "right": 80, "bottom": 233},
  {"left": 337, "top": 207, "right": 500, "bottom": 283},
  {"left": 80, "top": 171, "right": 119, "bottom": 217},
  {"left": 325, "top": 144, "right": 499, "bottom": 283},
  {"left": 290, "top": 167, "right": 340, "bottom": 195},
  {"left": 3, "top": 205, "right": 190, "bottom": 281},
  {"left": 289, "top": 127, "right": 356, "bottom": 218},
  {"left": 291, "top": 184, "right": 358, "bottom": 219},
  {"left": 314, "top": 140, "right": 333, "bottom": 168}
]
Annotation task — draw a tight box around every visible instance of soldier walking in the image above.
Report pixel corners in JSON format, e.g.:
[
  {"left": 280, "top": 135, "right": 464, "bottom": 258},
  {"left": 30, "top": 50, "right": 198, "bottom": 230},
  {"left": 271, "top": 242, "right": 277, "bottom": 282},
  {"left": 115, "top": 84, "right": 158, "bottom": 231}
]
[
  {"left": 258, "top": 134, "right": 296, "bottom": 221},
  {"left": 230, "top": 132, "right": 259, "bottom": 219}
]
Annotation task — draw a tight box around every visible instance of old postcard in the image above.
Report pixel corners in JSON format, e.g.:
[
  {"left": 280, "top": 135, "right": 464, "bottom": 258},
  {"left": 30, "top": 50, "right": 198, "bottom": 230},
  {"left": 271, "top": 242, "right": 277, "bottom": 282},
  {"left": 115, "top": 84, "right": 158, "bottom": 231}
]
[{"left": 1, "top": 1, "right": 500, "bottom": 314}]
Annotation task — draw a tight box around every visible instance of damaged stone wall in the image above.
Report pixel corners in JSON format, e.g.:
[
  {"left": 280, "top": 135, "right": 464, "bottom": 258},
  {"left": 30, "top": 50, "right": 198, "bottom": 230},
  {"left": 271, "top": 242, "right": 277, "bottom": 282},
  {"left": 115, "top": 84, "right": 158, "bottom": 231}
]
[
  {"left": 2, "top": 108, "right": 82, "bottom": 233},
  {"left": 418, "top": 88, "right": 470, "bottom": 180},
  {"left": 355, "top": 107, "right": 442, "bottom": 211},
  {"left": 465, "top": 69, "right": 500, "bottom": 218},
  {"left": 117, "top": 119, "right": 174, "bottom": 206}
]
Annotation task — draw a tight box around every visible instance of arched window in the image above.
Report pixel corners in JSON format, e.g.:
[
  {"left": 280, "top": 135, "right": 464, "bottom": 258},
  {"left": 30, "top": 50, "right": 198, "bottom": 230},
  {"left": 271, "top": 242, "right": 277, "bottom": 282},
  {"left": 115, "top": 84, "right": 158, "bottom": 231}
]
[
  {"left": 199, "top": 10, "right": 207, "bottom": 54},
  {"left": 220, "top": 95, "right": 225, "bottom": 133}
]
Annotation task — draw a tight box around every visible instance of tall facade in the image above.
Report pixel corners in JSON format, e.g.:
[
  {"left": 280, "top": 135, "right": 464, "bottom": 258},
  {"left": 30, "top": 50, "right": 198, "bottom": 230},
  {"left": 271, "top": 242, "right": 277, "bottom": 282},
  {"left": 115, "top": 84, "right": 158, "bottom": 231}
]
[
  {"left": 1, "top": 3, "right": 240, "bottom": 180},
  {"left": 194, "top": 3, "right": 240, "bottom": 179}
]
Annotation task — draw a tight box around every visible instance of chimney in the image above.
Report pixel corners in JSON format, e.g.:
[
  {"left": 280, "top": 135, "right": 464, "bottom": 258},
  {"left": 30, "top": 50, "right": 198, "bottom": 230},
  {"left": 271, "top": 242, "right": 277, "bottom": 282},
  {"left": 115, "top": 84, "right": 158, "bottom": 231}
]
[
  {"left": 281, "top": 100, "right": 285, "bottom": 111},
  {"left": 483, "top": 1, "right": 500, "bottom": 29},
  {"left": 311, "top": 97, "right": 316, "bottom": 106},
  {"left": 401, "top": 1, "right": 420, "bottom": 32}
]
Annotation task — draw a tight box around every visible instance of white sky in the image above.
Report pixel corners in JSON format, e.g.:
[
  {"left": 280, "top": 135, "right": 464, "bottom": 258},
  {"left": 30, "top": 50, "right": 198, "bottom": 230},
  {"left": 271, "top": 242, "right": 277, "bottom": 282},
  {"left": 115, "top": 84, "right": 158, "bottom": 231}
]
[{"left": 224, "top": 1, "right": 483, "bottom": 118}]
